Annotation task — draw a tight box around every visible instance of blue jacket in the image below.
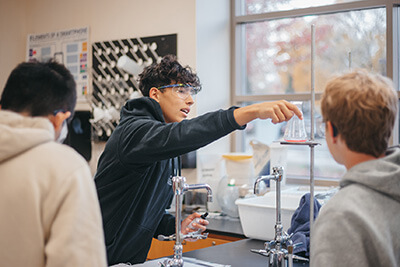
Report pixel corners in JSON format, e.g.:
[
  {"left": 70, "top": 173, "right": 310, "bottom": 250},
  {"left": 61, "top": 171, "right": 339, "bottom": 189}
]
[{"left": 94, "top": 97, "right": 244, "bottom": 265}]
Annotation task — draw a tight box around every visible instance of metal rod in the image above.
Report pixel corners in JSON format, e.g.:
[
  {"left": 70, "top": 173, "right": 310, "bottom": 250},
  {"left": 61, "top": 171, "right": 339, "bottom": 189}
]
[
  {"left": 348, "top": 51, "right": 352, "bottom": 70},
  {"left": 309, "top": 24, "right": 316, "bottom": 242},
  {"left": 175, "top": 192, "right": 182, "bottom": 249},
  {"left": 276, "top": 171, "right": 281, "bottom": 225},
  {"left": 310, "top": 146, "right": 315, "bottom": 233},
  {"left": 311, "top": 24, "right": 315, "bottom": 142}
]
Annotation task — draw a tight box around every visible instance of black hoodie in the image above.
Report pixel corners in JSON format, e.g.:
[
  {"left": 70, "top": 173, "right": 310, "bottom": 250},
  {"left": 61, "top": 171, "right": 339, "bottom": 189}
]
[{"left": 94, "top": 97, "right": 245, "bottom": 265}]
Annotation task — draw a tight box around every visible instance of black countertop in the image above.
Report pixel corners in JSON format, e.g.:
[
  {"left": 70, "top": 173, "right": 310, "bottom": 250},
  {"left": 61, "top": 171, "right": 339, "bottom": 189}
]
[
  {"left": 180, "top": 212, "right": 309, "bottom": 266},
  {"left": 183, "top": 239, "right": 309, "bottom": 267}
]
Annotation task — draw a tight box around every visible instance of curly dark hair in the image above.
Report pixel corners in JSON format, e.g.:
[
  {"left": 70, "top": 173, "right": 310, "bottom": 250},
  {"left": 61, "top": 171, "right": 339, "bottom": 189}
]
[{"left": 138, "top": 54, "right": 201, "bottom": 96}]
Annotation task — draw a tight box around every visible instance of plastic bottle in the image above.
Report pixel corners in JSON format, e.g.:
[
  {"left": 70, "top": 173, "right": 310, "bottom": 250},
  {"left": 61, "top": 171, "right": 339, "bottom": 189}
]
[
  {"left": 188, "top": 212, "right": 208, "bottom": 230},
  {"left": 217, "top": 177, "right": 240, "bottom": 218}
]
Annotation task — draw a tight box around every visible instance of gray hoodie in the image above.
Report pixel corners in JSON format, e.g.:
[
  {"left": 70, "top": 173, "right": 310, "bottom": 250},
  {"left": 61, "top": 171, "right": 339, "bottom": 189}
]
[{"left": 311, "top": 147, "right": 400, "bottom": 267}]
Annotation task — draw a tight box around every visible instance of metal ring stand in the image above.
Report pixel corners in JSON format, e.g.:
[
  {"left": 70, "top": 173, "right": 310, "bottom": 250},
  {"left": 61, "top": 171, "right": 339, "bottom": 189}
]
[{"left": 251, "top": 25, "right": 319, "bottom": 267}]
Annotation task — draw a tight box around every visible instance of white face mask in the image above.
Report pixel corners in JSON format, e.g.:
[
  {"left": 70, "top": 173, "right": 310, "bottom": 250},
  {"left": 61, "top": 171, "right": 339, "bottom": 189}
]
[{"left": 56, "top": 121, "right": 68, "bottom": 143}]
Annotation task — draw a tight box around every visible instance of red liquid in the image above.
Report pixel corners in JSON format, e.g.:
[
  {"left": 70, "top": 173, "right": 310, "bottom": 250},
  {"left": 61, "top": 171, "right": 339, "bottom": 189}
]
[{"left": 284, "top": 139, "right": 307, "bottom": 142}]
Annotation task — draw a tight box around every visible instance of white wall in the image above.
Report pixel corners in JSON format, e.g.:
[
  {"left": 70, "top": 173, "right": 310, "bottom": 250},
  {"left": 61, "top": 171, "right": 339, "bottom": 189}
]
[
  {"left": 196, "top": 0, "right": 231, "bottom": 161},
  {"left": 193, "top": 0, "right": 230, "bottom": 204},
  {"left": 0, "top": 0, "right": 232, "bottom": 182},
  {"left": 0, "top": 0, "right": 27, "bottom": 91},
  {"left": 0, "top": 0, "right": 197, "bottom": 95}
]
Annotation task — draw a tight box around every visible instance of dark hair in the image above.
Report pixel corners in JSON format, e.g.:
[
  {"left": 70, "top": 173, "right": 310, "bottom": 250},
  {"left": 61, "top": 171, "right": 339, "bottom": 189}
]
[
  {"left": 0, "top": 60, "right": 77, "bottom": 117},
  {"left": 138, "top": 54, "right": 201, "bottom": 96}
]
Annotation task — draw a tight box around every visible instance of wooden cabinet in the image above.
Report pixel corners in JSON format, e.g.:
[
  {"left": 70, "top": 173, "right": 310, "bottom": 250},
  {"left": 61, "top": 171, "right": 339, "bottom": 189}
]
[{"left": 146, "top": 233, "right": 243, "bottom": 260}]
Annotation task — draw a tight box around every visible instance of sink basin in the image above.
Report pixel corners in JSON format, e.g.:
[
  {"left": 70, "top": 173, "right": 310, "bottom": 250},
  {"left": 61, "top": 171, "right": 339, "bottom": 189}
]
[
  {"left": 235, "top": 186, "right": 337, "bottom": 241},
  {"left": 235, "top": 190, "right": 302, "bottom": 241}
]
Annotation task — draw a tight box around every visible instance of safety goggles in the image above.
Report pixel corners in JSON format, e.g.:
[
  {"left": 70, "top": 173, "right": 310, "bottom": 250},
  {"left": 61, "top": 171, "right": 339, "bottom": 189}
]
[{"left": 157, "top": 83, "right": 200, "bottom": 100}]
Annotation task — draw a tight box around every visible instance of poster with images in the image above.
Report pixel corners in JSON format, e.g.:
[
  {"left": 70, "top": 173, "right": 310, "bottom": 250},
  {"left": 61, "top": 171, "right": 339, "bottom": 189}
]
[{"left": 27, "top": 26, "right": 89, "bottom": 102}]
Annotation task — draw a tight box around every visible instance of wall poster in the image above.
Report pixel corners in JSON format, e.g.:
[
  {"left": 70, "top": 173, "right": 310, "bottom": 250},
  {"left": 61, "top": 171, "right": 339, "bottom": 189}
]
[{"left": 27, "top": 26, "right": 89, "bottom": 102}]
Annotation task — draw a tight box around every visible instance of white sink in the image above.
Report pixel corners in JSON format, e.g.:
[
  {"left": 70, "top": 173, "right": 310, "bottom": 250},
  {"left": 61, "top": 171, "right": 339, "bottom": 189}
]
[
  {"left": 235, "top": 189, "right": 302, "bottom": 241},
  {"left": 235, "top": 186, "right": 335, "bottom": 241}
]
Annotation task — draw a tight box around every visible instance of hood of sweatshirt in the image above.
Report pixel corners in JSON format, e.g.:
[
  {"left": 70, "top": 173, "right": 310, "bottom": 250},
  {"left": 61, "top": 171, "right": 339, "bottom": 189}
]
[
  {"left": 340, "top": 146, "right": 400, "bottom": 203},
  {"left": 0, "top": 110, "right": 54, "bottom": 163},
  {"left": 120, "top": 97, "right": 165, "bottom": 123}
]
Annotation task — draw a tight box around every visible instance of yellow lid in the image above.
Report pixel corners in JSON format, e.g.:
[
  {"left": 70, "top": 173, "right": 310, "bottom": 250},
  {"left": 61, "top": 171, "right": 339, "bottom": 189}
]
[{"left": 222, "top": 154, "right": 253, "bottom": 161}]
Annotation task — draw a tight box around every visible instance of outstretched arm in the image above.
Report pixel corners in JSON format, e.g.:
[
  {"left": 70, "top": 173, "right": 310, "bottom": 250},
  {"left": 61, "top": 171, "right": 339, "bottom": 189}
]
[{"left": 233, "top": 100, "right": 303, "bottom": 126}]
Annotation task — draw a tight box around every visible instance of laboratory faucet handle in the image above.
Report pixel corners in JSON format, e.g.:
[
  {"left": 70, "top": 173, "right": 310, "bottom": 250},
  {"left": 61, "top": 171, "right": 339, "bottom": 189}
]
[
  {"left": 172, "top": 176, "right": 187, "bottom": 195},
  {"left": 160, "top": 257, "right": 184, "bottom": 267},
  {"left": 250, "top": 248, "right": 270, "bottom": 257},
  {"left": 183, "top": 231, "right": 209, "bottom": 241},
  {"left": 265, "top": 239, "right": 276, "bottom": 250},
  {"left": 272, "top": 166, "right": 284, "bottom": 176},
  {"left": 289, "top": 244, "right": 310, "bottom": 263},
  {"left": 157, "top": 234, "right": 176, "bottom": 241},
  {"left": 292, "top": 242, "right": 303, "bottom": 250},
  {"left": 281, "top": 231, "right": 293, "bottom": 244}
]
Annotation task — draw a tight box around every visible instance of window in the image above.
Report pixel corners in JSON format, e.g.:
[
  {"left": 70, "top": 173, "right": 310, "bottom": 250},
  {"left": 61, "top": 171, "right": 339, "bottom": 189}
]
[
  {"left": 243, "top": 0, "right": 367, "bottom": 14},
  {"left": 231, "top": 0, "right": 400, "bottom": 184}
]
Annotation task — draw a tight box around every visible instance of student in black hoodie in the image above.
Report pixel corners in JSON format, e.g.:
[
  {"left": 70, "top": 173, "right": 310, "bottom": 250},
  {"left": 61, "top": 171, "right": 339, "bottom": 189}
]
[{"left": 94, "top": 54, "right": 302, "bottom": 265}]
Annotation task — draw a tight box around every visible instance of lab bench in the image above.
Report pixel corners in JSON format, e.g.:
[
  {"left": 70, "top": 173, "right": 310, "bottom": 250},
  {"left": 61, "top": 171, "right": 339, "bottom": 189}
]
[
  {"left": 147, "top": 213, "right": 309, "bottom": 266},
  {"left": 146, "top": 239, "right": 309, "bottom": 267},
  {"left": 183, "top": 239, "right": 309, "bottom": 267},
  {"left": 147, "top": 213, "right": 245, "bottom": 260}
]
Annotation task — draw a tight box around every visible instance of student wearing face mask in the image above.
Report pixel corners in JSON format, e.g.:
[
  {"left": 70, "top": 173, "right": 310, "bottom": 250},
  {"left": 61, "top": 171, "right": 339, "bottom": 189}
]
[
  {"left": 94, "top": 54, "right": 302, "bottom": 265},
  {"left": 0, "top": 60, "right": 107, "bottom": 267}
]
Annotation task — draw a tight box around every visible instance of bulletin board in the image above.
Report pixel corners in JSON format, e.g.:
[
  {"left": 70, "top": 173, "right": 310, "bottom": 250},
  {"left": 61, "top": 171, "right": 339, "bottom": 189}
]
[{"left": 26, "top": 26, "right": 89, "bottom": 102}]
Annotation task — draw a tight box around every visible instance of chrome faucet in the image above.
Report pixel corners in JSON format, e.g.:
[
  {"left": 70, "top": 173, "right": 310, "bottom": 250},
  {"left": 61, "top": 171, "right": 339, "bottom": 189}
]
[
  {"left": 186, "top": 182, "right": 213, "bottom": 203},
  {"left": 159, "top": 176, "right": 212, "bottom": 267},
  {"left": 252, "top": 166, "right": 305, "bottom": 267}
]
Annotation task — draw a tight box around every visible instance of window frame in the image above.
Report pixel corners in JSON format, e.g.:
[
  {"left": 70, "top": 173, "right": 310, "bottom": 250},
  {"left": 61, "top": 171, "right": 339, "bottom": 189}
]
[{"left": 230, "top": 0, "right": 400, "bottom": 185}]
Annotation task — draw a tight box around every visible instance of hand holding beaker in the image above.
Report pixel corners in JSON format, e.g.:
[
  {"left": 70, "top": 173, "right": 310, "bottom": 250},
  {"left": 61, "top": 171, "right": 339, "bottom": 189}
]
[{"left": 283, "top": 101, "right": 307, "bottom": 142}]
